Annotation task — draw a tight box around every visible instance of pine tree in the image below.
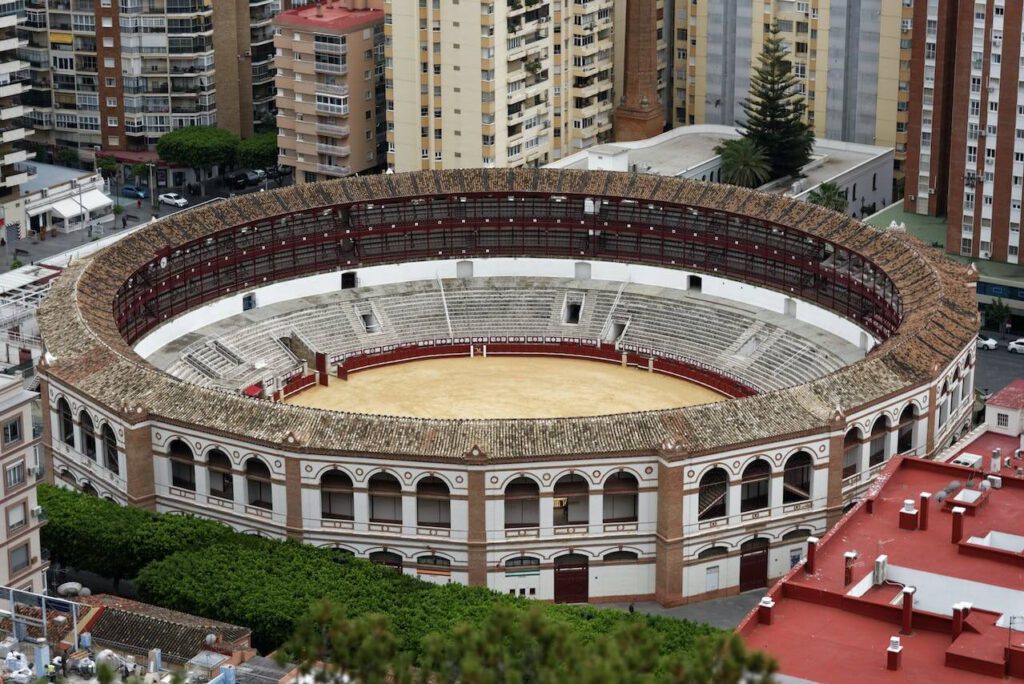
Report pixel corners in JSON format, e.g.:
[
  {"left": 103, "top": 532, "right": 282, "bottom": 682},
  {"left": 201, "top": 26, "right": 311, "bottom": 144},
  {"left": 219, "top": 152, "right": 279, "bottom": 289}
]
[{"left": 740, "top": 24, "right": 814, "bottom": 180}]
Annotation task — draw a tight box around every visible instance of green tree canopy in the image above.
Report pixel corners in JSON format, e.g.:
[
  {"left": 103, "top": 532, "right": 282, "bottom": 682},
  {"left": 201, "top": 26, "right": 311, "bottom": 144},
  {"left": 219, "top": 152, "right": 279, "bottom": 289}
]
[
  {"left": 740, "top": 24, "right": 814, "bottom": 180},
  {"left": 156, "top": 126, "right": 239, "bottom": 192},
  {"left": 714, "top": 138, "right": 771, "bottom": 188},
  {"left": 238, "top": 132, "right": 278, "bottom": 170},
  {"left": 57, "top": 147, "right": 80, "bottom": 169},
  {"left": 806, "top": 181, "right": 848, "bottom": 214},
  {"left": 96, "top": 156, "right": 118, "bottom": 180},
  {"left": 986, "top": 298, "right": 1011, "bottom": 332}
]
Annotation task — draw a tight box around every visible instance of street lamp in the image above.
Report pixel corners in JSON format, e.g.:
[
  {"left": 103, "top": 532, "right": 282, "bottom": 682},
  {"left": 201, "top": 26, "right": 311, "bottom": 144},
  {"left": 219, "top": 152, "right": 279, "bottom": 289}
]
[{"left": 148, "top": 163, "right": 158, "bottom": 210}]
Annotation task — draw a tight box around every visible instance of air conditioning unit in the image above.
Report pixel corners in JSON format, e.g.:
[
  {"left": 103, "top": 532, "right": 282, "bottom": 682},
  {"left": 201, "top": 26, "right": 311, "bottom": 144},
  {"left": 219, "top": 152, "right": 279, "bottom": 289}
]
[
  {"left": 929, "top": 187, "right": 935, "bottom": 195},
  {"left": 30, "top": 506, "right": 45, "bottom": 520},
  {"left": 873, "top": 554, "right": 888, "bottom": 585},
  {"left": 981, "top": 250, "right": 991, "bottom": 258}
]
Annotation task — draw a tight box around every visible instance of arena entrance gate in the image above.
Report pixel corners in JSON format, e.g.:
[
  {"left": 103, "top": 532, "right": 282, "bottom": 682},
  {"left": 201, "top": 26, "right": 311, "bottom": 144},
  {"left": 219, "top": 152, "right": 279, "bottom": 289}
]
[
  {"left": 739, "top": 538, "right": 770, "bottom": 591},
  {"left": 369, "top": 550, "right": 403, "bottom": 572},
  {"left": 554, "top": 553, "right": 589, "bottom": 603}
]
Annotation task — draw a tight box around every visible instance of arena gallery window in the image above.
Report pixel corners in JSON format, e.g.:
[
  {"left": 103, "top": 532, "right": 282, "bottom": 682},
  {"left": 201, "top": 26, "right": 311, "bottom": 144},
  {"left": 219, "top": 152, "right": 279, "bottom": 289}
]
[
  {"left": 416, "top": 476, "right": 450, "bottom": 528},
  {"left": 168, "top": 439, "right": 196, "bottom": 491},
  {"left": 245, "top": 459, "right": 273, "bottom": 510},
  {"left": 321, "top": 470, "right": 354, "bottom": 520},
  {"left": 697, "top": 467, "right": 728, "bottom": 520},
  {"left": 368, "top": 472, "right": 402, "bottom": 524},
  {"left": 602, "top": 471, "right": 639, "bottom": 523},
  {"left": 553, "top": 474, "right": 588, "bottom": 526},
  {"left": 102, "top": 424, "right": 118, "bottom": 474},
  {"left": 740, "top": 460, "right": 772, "bottom": 512},
  {"left": 504, "top": 477, "right": 540, "bottom": 529},
  {"left": 207, "top": 449, "right": 233, "bottom": 500},
  {"left": 57, "top": 398, "right": 74, "bottom": 448},
  {"left": 79, "top": 412, "right": 97, "bottom": 461}
]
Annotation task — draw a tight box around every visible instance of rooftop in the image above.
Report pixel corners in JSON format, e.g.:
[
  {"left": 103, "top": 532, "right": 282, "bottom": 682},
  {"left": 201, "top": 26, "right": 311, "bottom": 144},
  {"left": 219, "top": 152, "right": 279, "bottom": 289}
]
[
  {"left": 988, "top": 379, "right": 1024, "bottom": 411},
  {"left": 274, "top": 2, "right": 383, "bottom": 33},
  {"left": 740, "top": 455, "right": 1024, "bottom": 682},
  {"left": 20, "top": 163, "right": 90, "bottom": 196}
]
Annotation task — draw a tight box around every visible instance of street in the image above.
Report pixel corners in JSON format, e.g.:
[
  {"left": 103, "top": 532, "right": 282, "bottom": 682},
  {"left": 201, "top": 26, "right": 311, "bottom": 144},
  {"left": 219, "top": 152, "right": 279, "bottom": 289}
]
[{"left": 975, "top": 330, "right": 1024, "bottom": 397}]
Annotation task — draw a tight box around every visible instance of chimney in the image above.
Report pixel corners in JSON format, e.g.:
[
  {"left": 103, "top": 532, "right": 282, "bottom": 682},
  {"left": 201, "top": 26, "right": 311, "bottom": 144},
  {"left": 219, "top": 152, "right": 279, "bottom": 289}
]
[
  {"left": 805, "top": 536, "right": 820, "bottom": 574},
  {"left": 952, "top": 506, "right": 966, "bottom": 543},
  {"left": 612, "top": 0, "right": 664, "bottom": 141},
  {"left": 757, "top": 596, "right": 775, "bottom": 625},
  {"left": 918, "top": 492, "right": 930, "bottom": 531},
  {"left": 866, "top": 497, "right": 875, "bottom": 514},
  {"left": 316, "top": 0, "right": 323, "bottom": 17},
  {"left": 991, "top": 449, "right": 1002, "bottom": 474},
  {"left": 898, "top": 498, "right": 919, "bottom": 531},
  {"left": 843, "top": 551, "right": 858, "bottom": 586},
  {"left": 887, "top": 636, "right": 903, "bottom": 671},
  {"left": 901, "top": 587, "right": 916, "bottom": 635}
]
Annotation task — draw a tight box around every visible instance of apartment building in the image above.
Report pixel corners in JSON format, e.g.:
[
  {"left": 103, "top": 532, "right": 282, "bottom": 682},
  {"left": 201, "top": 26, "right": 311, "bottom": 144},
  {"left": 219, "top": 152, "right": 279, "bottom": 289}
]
[
  {"left": 671, "top": 1, "right": 912, "bottom": 174},
  {"left": 274, "top": 0, "right": 385, "bottom": 183},
  {"left": 0, "top": 373, "right": 46, "bottom": 593},
  {"left": 0, "top": 2, "right": 33, "bottom": 223},
  {"left": 904, "top": 0, "right": 1021, "bottom": 265},
  {"left": 385, "top": 0, "right": 617, "bottom": 171},
  {"left": 20, "top": 0, "right": 299, "bottom": 164}
]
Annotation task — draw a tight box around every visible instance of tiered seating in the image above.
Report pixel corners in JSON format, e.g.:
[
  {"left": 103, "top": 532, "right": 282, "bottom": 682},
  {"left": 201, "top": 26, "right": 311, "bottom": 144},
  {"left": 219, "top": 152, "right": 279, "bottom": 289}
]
[{"left": 160, "top": 278, "right": 857, "bottom": 394}]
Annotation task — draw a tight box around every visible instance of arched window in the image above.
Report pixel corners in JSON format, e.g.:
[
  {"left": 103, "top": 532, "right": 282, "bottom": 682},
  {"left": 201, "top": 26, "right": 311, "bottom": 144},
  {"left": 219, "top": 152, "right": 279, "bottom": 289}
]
[
  {"left": 321, "top": 471, "right": 354, "bottom": 520},
  {"left": 416, "top": 476, "right": 450, "bottom": 528},
  {"left": 369, "top": 550, "right": 402, "bottom": 571},
  {"left": 843, "top": 427, "right": 861, "bottom": 478},
  {"left": 897, "top": 405, "right": 917, "bottom": 453},
  {"left": 504, "top": 476, "right": 539, "bottom": 529},
  {"left": 869, "top": 416, "right": 889, "bottom": 467},
  {"left": 245, "top": 459, "right": 272, "bottom": 509},
  {"left": 603, "top": 471, "right": 638, "bottom": 523},
  {"left": 416, "top": 555, "right": 451, "bottom": 575},
  {"left": 697, "top": 467, "right": 728, "bottom": 520},
  {"left": 782, "top": 452, "right": 812, "bottom": 504},
  {"left": 553, "top": 474, "right": 588, "bottom": 526},
  {"left": 603, "top": 550, "right": 638, "bottom": 562},
  {"left": 368, "top": 472, "right": 402, "bottom": 524},
  {"left": 59, "top": 468, "right": 76, "bottom": 486},
  {"left": 81, "top": 482, "right": 98, "bottom": 497},
  {"left": 505, "top": 556, "right": 540, "bottom": 570},
  {"left": 168, "top": 439, "right": 195, "bottom": 491},
  {"left": 57, "top": 398, "right": 74, "bottom": 447},
  {"left": 79, "top": 412, "right": 96, "bottom": 460},
  {"left": 101, "top": 424, "right": 118, "bottom": 474},
  {"left": 697, "top": 546, "right": 728, "bottom": 560},
  {"left": 740, "top": 460, "right": 771, "bottom": 512},
  {"left": 207, "top": 449, "right": 233, "bottom": 500}
]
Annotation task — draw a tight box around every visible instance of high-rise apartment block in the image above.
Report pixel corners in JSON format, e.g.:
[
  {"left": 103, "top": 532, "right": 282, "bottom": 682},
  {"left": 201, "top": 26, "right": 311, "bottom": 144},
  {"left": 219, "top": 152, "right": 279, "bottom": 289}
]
[
  {"left": 670, "top": 1, "right": 913, "bottom": 174},
  {"left": 385, "top": 0, "right": 618, "bottom": 171},
  {"left": 20, "top": 0, "right": 298, "bottom": 164},
  {"left": 274, "top": 0, "right": 385, "bottom": 183},
  {"left": 0, "top": 3, "right": 33, "bottom": 217},
  {"left": 905, "top": 0, "right": 1020, "bottom": 265}
]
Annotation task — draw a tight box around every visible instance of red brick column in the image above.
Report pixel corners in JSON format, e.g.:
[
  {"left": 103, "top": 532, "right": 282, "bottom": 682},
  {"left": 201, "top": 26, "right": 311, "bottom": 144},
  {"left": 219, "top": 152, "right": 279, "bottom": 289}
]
[
  {"left": 654, "top": 460, "right": 684, "bottom": 605},
  {"left": 123, "top": 420, "right": 156, "bottom": 510},
  {"left": 466, "top": 470, "right": 488, "bottom": 587}
]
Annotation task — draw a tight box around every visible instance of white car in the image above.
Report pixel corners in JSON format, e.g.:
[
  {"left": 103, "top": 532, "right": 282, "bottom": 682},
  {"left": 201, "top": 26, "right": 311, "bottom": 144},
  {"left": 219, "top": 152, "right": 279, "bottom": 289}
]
[
  {"left": 158, "top": 192, "right": 188, "bottom": 208},
  {"left": 977, "top": 335, "right": 999, "bottom": 350},
  {"left": 1009, "top": 338, "right": 1024, "bottom": 354}
]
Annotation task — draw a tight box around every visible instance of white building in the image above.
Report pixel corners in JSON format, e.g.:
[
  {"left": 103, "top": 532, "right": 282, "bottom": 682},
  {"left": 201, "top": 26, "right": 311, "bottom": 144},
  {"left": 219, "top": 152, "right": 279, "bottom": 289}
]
[
  {"left": 547, "top": 124, "right": 895, "bottom": 219},
  {"left": 12, "top": 164, "right": 113, "bottom": 239},
  {"left": 985, "top": 379, "right": 1024, "bottom": 439}
]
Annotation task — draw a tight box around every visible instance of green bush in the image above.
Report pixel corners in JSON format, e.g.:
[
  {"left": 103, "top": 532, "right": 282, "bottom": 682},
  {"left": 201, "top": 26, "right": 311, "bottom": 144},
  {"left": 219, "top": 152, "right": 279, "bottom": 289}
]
[{"left": 42, "top": 486, "right": 718, "bottom": 661}]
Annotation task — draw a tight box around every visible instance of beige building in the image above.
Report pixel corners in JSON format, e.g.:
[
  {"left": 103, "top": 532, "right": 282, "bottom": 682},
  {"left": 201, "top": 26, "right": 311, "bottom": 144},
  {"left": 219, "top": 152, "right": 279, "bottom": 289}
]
[
  {"left": 670, "top": 0, "right": 912, "bottom": 178},
  {"left": 274, "top": 1, "right": 385, "bottom": 183},
  {"left": 385, "top": 0, "right": 618, "bottom": 171},
  {"left": 0, "top": 373, "right": 46, "bottom": 593}
]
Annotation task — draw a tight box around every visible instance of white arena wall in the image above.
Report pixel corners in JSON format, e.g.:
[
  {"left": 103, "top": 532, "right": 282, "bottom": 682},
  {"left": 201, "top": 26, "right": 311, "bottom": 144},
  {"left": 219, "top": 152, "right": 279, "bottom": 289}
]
[{"left": 133, "top": 257, "right": 876, "bottom": 360}]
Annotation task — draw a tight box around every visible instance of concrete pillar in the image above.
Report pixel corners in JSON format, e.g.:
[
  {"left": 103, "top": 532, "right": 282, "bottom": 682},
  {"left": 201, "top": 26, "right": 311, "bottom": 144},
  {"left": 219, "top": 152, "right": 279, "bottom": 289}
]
[
  {"left": 354, "top": 490, "right": 369, "bottom": 524},
  {"left": 231, "top": 472, "right": 245, "bottom": 509},
  {"left": 925, "top": 384, "right": 938, "bottom": 456},
  {"left": 284, "top": 458, "right": 303, "bottom": 540},
  {"left": 726, "top": 482, "right": 742, "bottom": 519},
  {"left": 539, "top": 493, "right": 554, "bottom": 535},
  {"left": 37, "top": 376, "right": 54, "bottom": 485},
  {"left": 654, "top": 462, "right": 684, "bottom": 604},
  {"left": 769, "top": 472, "right": 784, "bottom": 512},
  {"left": 194, "top": 462, "right": 210, "bottom": 502},
  {"left": 401, "top": 492, "right": 416, "bottom": 531},
  {"left": 466, "top": 471, "right": 488, "bottom": 587},
  {"left": 886, "top": 429, "right": 899, "bottom": 461}
]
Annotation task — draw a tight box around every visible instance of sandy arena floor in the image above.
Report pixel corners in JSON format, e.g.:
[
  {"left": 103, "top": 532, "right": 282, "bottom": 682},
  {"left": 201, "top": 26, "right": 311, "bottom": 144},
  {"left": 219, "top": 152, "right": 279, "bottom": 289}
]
[{"left": 285, "top": 356, "right": 725, "bottom": 419}]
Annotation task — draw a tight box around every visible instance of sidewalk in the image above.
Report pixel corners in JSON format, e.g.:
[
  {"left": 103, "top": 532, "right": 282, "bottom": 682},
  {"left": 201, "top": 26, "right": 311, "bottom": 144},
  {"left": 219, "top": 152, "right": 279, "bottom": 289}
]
[{"left": 603, "top": 590, "right": 764, "bottom": 630}]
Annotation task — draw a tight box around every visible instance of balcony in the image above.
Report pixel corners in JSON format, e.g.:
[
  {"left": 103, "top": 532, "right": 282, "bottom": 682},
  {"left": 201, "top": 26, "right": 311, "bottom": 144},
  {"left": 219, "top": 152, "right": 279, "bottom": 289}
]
[
  {"left": 316, "top": 142, "right": 350, "bottom": 157},
  {"left": 316, "top": 82, "right": 349, "bottom": 97},
  {"left": 314, "top": 61, "right": 348, "bottom": 76},
  {"left": 315, "top": 122, "right": 350, "bottom": 137},
  {"left": 316, "top": 163, "right": 351, "bottom": 177},
  {"left": 1, "top": 126, "right": 26, "bottom": 143},
  {"left": 315, "top": 102, "right": 348, "bottom": 116}
]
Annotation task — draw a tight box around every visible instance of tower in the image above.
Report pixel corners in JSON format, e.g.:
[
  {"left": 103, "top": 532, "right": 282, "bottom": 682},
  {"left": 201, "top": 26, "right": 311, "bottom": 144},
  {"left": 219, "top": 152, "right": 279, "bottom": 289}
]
[{"left": 613, "top": 0, "right": 663, "bottom": 142}]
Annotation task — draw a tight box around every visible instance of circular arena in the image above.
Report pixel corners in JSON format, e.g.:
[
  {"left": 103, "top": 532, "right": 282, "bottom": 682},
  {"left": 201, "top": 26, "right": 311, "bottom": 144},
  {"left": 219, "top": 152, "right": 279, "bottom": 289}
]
[{"left": 38, "top": 169, "right": 978, "bottom": 605}]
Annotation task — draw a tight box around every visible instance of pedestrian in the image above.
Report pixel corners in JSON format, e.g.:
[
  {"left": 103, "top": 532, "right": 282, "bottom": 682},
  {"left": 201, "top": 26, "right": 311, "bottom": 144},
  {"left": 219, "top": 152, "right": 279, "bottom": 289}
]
[
  {"left": 122, "top": 215, "right": 127, "bottom": 230},
  {"left": 628, "top": 602, "right": 635, "bottom": 614},
  {"left": 136, "top": 198, "right": 142, "bottom": 209}
]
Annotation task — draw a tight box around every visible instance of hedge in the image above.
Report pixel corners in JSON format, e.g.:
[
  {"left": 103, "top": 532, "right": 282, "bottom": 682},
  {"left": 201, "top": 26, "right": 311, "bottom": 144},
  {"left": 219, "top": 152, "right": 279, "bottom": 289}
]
[{"left": 40, "top": 486, "right": 718, "bottom": 659}]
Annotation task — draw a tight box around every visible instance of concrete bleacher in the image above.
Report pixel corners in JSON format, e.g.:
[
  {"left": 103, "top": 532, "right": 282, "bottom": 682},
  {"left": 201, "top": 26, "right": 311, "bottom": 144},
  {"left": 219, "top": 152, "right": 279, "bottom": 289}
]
[{"left": 147, "top": 277, "right": 864, "bottom": 394}]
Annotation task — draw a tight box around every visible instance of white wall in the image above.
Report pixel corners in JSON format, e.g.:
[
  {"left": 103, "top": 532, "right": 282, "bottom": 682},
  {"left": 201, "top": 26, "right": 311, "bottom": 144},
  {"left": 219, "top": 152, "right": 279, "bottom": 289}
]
[
  {"left": 986, "top": 405, "right": 1023, "bottom": 437},
  {"left": 135, "top": 258, "right": 876, "bottom": 358}
]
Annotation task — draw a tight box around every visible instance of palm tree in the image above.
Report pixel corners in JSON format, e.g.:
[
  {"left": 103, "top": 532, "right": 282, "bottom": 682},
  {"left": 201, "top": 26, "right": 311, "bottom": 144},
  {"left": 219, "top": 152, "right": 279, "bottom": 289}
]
[
  {"left": 714, "top": 138, "right": 771, "bottom": 188},
  {"left": 807, "top": 181, "right": 848, "bottom": 214}
]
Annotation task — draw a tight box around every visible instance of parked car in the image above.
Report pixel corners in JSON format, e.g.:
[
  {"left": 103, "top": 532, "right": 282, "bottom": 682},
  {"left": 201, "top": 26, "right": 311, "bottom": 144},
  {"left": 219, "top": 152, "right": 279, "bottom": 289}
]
[
  {"left": 1009, "top": 339, "right": 1024, "bottom": 354},
  {"left": 158, "top": 192, "right": 188, "bottom": 208},
  {"left": 244, "top": 171, "right": 262, "bottom": 186},
  {"left": 222, "top": 172, "right": 248, "bottom": 190},
  {"left": 121, "top": 184, "right": 148, "bottom": 199},
  {"left": 977, "top": 334, "right": 999, "bottom": 350},
  {"left": 252, "top": 169, "right": 266, "bottom": 180}
]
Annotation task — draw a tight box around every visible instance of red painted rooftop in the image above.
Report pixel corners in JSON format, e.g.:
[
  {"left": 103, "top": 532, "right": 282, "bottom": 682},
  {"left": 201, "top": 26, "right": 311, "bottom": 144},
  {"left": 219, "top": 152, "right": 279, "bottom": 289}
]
[
  {"left": 275, "top": 3, "right": 383, "bottom": 33},
  {"left": 989, "top": 379, "right": 1024, "bottom": 410},
  {"left": 948, "top": 431, "right": 1023, "bottom": 479},
  {"left": 739, "top": 455, "right": 1024, "bottom": 683}
]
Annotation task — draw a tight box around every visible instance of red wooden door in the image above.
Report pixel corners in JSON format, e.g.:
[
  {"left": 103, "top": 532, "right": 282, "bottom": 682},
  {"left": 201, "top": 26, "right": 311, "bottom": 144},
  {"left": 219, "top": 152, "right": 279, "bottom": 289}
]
[
  {"left": 554, "top": 554, "right": 589, "bottom": 604},
  {"left": 739, "top": 539, "right": 769, "bottom": 591}
]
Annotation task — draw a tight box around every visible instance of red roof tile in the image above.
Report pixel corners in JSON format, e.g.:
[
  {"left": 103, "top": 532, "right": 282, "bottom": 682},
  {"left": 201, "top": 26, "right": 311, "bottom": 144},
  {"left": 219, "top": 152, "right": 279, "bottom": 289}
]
[{"left": 988, "top": 379, "right": 1024, "bottom": 410}]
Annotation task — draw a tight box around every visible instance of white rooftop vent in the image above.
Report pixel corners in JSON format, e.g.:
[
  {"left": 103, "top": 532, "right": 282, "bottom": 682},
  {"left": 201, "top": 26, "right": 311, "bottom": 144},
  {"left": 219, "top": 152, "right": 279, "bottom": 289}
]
[{"left": 873, "top": 554, "right": 888, "bottom": 585}]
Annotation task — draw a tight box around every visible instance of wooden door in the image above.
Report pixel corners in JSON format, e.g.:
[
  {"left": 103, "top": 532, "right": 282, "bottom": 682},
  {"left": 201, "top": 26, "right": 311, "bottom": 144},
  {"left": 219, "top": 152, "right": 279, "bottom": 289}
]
[
  {"left": 553, "top": 554, "right": 589, "bottom": 604},
  {"left": 739, "top": 539, "right": 769, "bottom": 591}
]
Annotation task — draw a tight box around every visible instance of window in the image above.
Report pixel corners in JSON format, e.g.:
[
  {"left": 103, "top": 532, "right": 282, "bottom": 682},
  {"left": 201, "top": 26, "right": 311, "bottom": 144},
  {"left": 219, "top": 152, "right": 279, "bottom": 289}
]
[
  {"left": 603, "top": 550, "right": 638, "bottom": 562},
  {"left": 9, "top": 543, "right": 29, "bottom": 573},
  {"left": 368, "top": 472, "right": 402, "bottom": 523},
  {"left": 5, "top": 462, "right": 24, "bottom": 490},
  {"left": 102, "top": 424, "right": 118, "bottom": 474},
  {"left": 168, "top": 439, "right": 195, "bottom": 491},
  {"left": 740, "top": 460, "right": 771, "bottom": 512},
  {"left": 782, "top": 452, "right": 812, "bottom": 503},
  {"left": 6, "top": 503, "right": 24, "bottom": 532},
  {"left": 201, "top": 449, "right": 232, "bottom": 501},
  {"left": 998, "top": 413, "right": 1010, "bottom": 427},
  {"left": 244, "top": 459, "right": 273, "bottom": 509},
  {"left": 416, "top": 555, "right": 451, "bottom": 574},
  {"left": 869, "top": 416, "right": 889, "bottom": 467},
  {"left": 553, "top": 474, "right": 588, "bottom": 526},
  {"left": 697, "top": 467, "right": 728, "bottom": 520},
  {"left": 2, "top": 418, "right": 20, "bottom": 446},
  {"left": 416, "top": 476, "right": 450, "bottom": 528},
  {"left": 80, "top": 412, "right": 96, "bottom": 460},
  {"left": 897, "top": 405, "right": 917, "bottom": 453},
  {"left": 504, "top": 477, "right": 539, "bottom": 528},
  {"left": 319, "top": 470, "right": 354, "bottom": 520},
  {"left": 843, "top": 428, "right": 862, "bottom": 478},
  {"left": 603, "top": 471, "right": 638, "bottom": 523},
  {"left": 57, "top": 398, "right": 74, "bottom": 447}
]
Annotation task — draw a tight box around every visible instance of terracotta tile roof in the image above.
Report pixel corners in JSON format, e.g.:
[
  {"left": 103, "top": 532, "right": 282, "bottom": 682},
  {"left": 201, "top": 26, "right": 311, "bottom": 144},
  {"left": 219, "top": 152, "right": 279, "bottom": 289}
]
[
  {"left": 987, "top": 378, "right": 1024, "bottom": 410},
  {"left": 37, "top": 170, "right": 978, "bottom": 461},
  {"left": 79, "top": 595, "right": 250, "bottom": 664}
]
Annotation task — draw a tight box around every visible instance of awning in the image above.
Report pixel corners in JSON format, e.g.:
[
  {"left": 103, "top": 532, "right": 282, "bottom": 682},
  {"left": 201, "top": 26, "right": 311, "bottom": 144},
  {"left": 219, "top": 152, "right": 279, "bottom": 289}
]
[
  {"left": 49, "top": 32, "right": 73, "bottom": 45},
  {"left": 26, "top": 205, "right": 49, "bottom": 217},
  {"left": 50, "top": 190, "right": 112, "bottom": 219}
]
